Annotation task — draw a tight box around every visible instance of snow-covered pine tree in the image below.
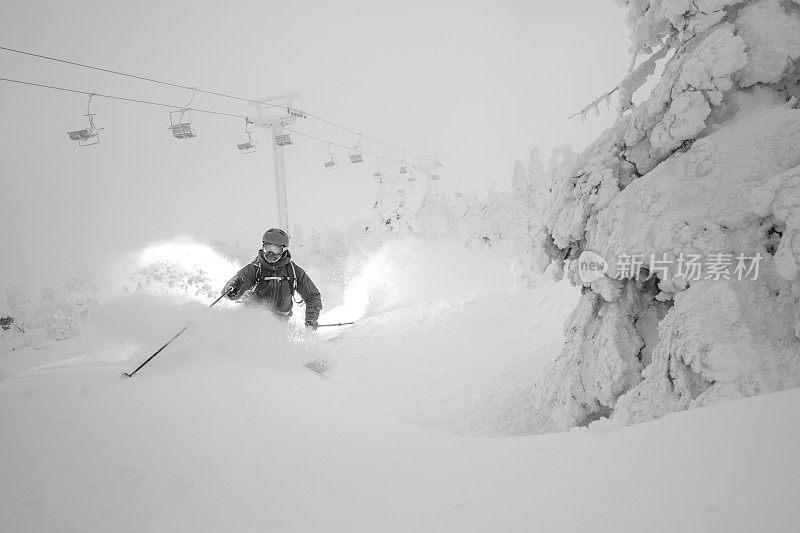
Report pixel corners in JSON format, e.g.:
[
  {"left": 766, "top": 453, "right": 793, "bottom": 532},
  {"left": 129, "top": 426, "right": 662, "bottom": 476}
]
[
  {"left": 364, "top": 149, "right": 417, "bottom": 237},
  {"left": 415, "top": 191, "right": 458, "bottom": 240},
  {"left": 531, "top": 0, "right": 800, "bottom": 430}
]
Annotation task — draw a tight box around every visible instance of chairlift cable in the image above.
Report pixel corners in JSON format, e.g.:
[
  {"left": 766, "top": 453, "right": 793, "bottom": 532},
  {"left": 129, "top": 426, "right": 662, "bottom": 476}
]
[
  {"left": 0, "top": 45, "right": 192, "bottom": 89},
  {"left": 441, "top": 163, "right": 466, "bottom": 189},
  {"left": 0, "top": 45, "right": 286, "bottom": 111},
  {"left": 290, "top": 129, "right": 379, "bottom": 158},
  {"left": 303, "top": 111, "right": 361, "bottom": 137},
  {"left": 305, "top": 109, "right": 422, "bottom": 157},
  {"left": 0, "top": 76, "right": 246, "bottom": 119},
  {"left": 0, "top": 75, "right": 421, "bottom": 165},
  {"left": 0, "top": 44, "right": 428, "bottom": 157}
]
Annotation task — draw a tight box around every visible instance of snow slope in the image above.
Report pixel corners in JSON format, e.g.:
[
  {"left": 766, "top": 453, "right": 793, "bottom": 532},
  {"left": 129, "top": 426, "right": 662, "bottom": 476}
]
[
  {"left": 1, "top": 336, "right": 798, "bottom": 531},
  {"left": 327, "top": 281, "right": 579, "bottom": 437},
  {"left": 1, "top": 240, "right": 799, "bottom": 531}
]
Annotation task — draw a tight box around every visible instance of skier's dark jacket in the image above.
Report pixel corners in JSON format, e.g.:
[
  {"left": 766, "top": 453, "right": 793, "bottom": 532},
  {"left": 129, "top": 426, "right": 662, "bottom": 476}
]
[{"left": 226, "top": 250, "right": 322, "bottom": 325}]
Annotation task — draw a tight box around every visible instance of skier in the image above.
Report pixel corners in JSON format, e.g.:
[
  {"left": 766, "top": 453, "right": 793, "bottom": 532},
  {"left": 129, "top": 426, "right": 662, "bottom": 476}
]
[
  {"left": 0, "top": 315, "right": 14, "bottom": 331},
  {"left": 221, "top": 228, "right": 322, "bottom": 330}
]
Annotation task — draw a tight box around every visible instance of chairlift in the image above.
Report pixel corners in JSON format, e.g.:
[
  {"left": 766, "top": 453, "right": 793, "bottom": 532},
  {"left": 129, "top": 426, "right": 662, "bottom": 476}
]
[
  {"left": 455, "top": 191, "right": 463, "bottom": 198},
  {"left": 350, "top": 134, "right": 364, "bottom": 163},
  {"left": 237, "top": 119, "right": 257, "bottom": 154},
  {"left": 349, "top": 145, "right": 364, "bottom": 163},
  {"left": 399, "top": 151, "right": 410, "bottom": 174},
  {"left": 407, "top": 174, "right": 416, "bottom": 182},
  {"left": 274, "top": 133, "right": 293, "bottom": 146},
  {"left": 432, "top": 160, "right": 443, "bottom": 181},
  {"left": 168, "top": 88, "right": 197, "bottom": 139},
  {"left": 237, "top": 137, "right": 256, "bottom": 153},
  {"left": 67, "top": 94, "right": 103, "bottom": 146},
  {"left": 324, "top": 144, "right": 338, "bottom": 170},
  {"left": 373, "top": 171, "right": 382, "bottom": 178}
]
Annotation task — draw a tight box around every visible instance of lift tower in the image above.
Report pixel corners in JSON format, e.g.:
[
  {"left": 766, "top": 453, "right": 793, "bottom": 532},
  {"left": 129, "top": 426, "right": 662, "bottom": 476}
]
[{"left": 249, "top": 93, "right": 304, "bottom": 232}]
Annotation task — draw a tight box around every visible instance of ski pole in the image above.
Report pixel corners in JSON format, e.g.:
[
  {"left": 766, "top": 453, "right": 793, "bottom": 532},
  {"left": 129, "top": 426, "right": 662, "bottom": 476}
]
[
  {"left": 316, "top": 322, "right": 354, "bottom": 327},
  {"left": 123, "top": 292, "right": 228, "bottom": 378}
]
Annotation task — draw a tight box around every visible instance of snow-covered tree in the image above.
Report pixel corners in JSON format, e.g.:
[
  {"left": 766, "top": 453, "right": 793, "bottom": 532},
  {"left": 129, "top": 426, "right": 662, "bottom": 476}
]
[
  {"left": 364, "top": 149, "right": 418, "bottom": 237},
  {"left": 531, "top": 0, "right": 800, "bottom": 430},
  {"left": 4, "top": 286, "right": 28, "bottom": 324},
  {"left": 415, "top": 193, "right": 458, "bottom": 240},
  {"left": 528, "top": 147, "right": 545, "bottom": 183},
  {"left": 511, "top": 160, "right": 529, "bottom": 202}
]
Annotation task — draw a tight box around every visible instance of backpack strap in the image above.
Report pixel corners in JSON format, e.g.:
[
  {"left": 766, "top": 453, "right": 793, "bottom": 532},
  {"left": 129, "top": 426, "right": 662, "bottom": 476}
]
[
  {"left": 252, "top": 257, "right": 262, "bottom": 283},
  {"left": 253, "top": 259, "right": 288, "bottom": 281},
  {"left": 289, "top": 261, "right": 303, "bottom": 304},
  {"left": 289, "top": 261, "right": 298, "bottom": 293},
  {"left": 253, "top": 259, "right": 299, "bottom": 300}
]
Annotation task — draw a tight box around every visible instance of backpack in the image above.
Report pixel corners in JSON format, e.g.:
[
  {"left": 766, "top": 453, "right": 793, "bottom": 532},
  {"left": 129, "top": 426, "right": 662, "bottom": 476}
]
[{"left": 252, "top": 259, "right": 302, "bottom": 304}]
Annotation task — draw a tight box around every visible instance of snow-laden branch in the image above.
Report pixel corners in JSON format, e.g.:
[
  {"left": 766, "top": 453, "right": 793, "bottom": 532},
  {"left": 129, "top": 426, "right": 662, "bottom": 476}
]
[{"left": 569, "top": 44, "right": 670, "bottom": 121}]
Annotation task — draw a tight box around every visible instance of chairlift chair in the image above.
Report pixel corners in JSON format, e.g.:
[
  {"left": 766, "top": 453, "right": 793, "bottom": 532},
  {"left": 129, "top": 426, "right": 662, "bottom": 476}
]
[
  {"left": 274, "top": 133, "right": 293, "bottom": 146},
  {"left": 237, "top": 140, "right": 256, "bottom": 153},
  {"left": 67, "top": 94, "right": 103, "bottom": 146},
  {"left": 169, "top": 109, "right": 196, "bottom": 139},
  {"left": 168, "top": 88, "right": 197, "bottom": 139},
  {"left": 350, "top": 146, "right": 364, "bottom": 163},
  {"left": 399, "top": 151, "right": 410, "bottom": 174},
  {"left": 431, "top": 172, "right": 440, "bottom": 181},
  {"left": 373, "top": 171, "right": 382, "bottom": 178},
  {"left": 68, "top": 127, "right": 100, "bottom": 146},
  {"left": 237, "top": 134, "right": 257, "bottom": 154},
  {"left": 324, "top": 144, "right": 338, "bottom": 170},
  {"left": 236, "top": 119, "right": 257, "bottom": 154},
  {"left": 350, "top": 134, "right": 364, "bottom": 163}
]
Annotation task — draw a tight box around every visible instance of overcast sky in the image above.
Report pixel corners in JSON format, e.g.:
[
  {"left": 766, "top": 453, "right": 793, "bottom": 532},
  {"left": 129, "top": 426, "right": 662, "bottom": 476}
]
[{"left": 0, "top": 0, "right": 630, "bottom": 293}]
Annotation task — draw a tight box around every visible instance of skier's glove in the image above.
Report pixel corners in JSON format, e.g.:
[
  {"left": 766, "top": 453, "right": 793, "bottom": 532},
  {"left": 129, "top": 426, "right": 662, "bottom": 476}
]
[
  {"left": 305, "top": 319, "right": 318, "bottom": 330},
  {"left": 222, "top": 279, "right": 240, "bottom": 299}
]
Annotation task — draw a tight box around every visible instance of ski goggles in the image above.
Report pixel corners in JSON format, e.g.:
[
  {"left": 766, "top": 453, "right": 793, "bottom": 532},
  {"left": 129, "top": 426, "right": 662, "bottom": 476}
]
[{"left": 262, "top": 243, "right": 286, "bottom": 255}]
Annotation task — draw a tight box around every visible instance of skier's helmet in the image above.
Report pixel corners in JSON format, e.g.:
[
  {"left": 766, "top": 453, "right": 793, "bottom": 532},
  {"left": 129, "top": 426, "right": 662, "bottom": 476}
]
[{"left": 262, "top": 228, "right": 290, "bottom": 247}]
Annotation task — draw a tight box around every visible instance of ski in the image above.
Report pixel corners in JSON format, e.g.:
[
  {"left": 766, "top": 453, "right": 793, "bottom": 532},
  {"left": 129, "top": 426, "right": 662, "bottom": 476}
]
[{"left": 304, "top": 359, "right": 330, "bottom": 374}]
